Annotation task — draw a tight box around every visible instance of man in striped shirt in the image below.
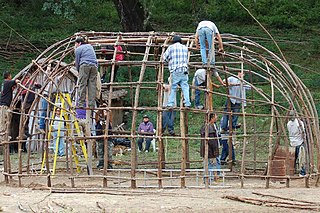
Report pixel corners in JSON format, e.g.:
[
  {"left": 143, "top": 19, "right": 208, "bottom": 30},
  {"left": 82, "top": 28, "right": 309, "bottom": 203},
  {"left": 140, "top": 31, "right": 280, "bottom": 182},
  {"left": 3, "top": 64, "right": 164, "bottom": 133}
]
[{"left": 163, "top": 36, "right": 191, "bottom": 108}]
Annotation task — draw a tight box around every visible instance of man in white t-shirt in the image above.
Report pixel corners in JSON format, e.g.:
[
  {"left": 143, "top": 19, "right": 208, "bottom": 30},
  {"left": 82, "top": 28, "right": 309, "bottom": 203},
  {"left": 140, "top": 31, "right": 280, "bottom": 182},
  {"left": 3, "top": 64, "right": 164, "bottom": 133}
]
[
  {"left": 192, "top": 68, "right": 223, "bottom": 109},
  {"left": 195, "top": 20, "right": 224, "bottom": 65},
  {"left": 162, "top": 77, "right": 176, "bottom": 135},
  {"left": 287, "top": 110, "right": 306, "bottom": 176}
]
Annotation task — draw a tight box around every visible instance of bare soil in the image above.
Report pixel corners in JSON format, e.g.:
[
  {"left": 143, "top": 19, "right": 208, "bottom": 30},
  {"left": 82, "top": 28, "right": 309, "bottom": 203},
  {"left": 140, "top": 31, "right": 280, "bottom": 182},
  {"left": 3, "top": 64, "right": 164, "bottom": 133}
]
[{"left": 0, "top": 166, "right": 319, "bottom": 213}]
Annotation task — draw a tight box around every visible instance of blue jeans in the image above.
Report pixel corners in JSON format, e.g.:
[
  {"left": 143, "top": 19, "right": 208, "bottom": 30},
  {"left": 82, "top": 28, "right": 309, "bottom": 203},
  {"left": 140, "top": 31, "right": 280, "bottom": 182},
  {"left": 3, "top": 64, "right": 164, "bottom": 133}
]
[
  {"left": 39, "top": 98, "right": 48, "bottom": 130},
  {"left": 167, "top": 71, "right": 191, "bottom": 107},
  {"left": 221, "top": 100, "right": 241, "bottom": 131},
  {"left": 220, "top": 139, "right": 235, "bottom": 161},
  {"left": 295, "top": 143, "right": 306, "bottom": 175},
  {"left": 203, "top": 158, "right": 219, "bottom": 183},
  {"left": 138, "top": 137, "right": 152, "bottom": 152},
  {"left": 195, "top": 77, "right": 205, "bottom": 107},
  {"left": 52, "top": 131, "right": 65, "bottom": 156},
  {"left": 162, "top": 110, "right": 176, "bottom": 133},
  {"left": 199, "top": 27, "right": 215, "bottom": 65}
]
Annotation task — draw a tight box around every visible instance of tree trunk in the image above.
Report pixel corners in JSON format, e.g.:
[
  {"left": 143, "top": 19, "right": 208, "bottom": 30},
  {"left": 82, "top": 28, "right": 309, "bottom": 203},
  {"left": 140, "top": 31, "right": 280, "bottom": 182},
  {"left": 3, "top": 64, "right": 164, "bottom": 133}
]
[{"left": 112, "top": 0, "right": 153, "bottom": 32}]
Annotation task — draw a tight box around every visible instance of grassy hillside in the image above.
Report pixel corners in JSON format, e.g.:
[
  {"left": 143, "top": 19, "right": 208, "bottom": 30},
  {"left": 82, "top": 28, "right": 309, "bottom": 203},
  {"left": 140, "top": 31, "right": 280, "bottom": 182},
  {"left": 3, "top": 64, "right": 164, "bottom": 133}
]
[{"left": 0, "top": 0, "right": 319, "bottom": 106}]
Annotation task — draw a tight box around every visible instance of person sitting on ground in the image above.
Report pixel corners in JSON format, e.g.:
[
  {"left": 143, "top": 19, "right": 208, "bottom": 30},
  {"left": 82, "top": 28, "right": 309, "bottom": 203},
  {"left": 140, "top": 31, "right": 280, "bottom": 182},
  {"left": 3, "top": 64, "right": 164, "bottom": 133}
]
[
  {"left": 137, "top": 115, "right": 154, "bottom": 153},
  {"left": 162, "top": 76, "right": 176, "bottom": 135},
  {"left": 287, "top": 110, "right": 306, "bottom": 176},
  {"left": 200, "top": 113, "right": 220, "bottom": 182},
  {"left": 221, "top": 71, "right": 251, "bottom": 132},
  {"left": 51, "top": 107, "right": 65, "bottom": 157},
  {"left": 163, "top": 35, "right": 191, "bottom": 109},
  {"left": 195, "top": 20, "right": 223, "bottom": 65},
  {"left": 192, "top": 68, "right": 223, "bottom": 109},
  {"left": 95, "top": 102, "right": 113, "bottom": 169}
]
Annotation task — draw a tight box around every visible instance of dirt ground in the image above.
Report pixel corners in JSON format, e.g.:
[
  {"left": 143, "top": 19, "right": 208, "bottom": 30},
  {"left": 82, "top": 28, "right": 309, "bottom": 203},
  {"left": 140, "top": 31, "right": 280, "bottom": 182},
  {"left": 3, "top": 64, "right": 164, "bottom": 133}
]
[{"left": 1, "top": 166, "right": 320, "bottom": 213}]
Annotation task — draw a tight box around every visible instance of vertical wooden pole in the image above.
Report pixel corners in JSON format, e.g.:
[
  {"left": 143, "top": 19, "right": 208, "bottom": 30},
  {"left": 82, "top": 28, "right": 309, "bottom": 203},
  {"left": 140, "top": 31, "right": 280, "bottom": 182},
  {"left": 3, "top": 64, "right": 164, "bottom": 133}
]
[
  {"left": 265, "top": 61, "right": 275, "bottom": 189},
  {"left": 180, "top": 97, "right": 187, "bottom": 188},
  {"left": 157, "top": 37, "right": 169, "bottom": 188},
  {"left": 130, "top": 34, "right": 153, "bottom": 188},
  {"left": 239, "top": 49, "right": 248, "bottom": 188},
  {"left": 249, "top": 70, "right": 257, "bottom": 173}
]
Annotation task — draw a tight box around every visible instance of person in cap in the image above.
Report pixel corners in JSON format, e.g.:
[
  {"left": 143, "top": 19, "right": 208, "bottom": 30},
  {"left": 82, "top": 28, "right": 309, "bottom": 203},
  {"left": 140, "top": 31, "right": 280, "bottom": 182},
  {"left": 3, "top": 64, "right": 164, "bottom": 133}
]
[
  {"left": 163, "top": 35, "right": 191, "bottom": 108},
  {"left": 195, "top": 20, "right": 223, "bottom": 65},
  {"left": 287, "top": 110, "right": 306, "bottom": 176},
  {"left": 74, "top": 36, "right": 98, "bottom": 109},
  {"left": 137, "top": 115, "right": 154, "bottom": 152}
]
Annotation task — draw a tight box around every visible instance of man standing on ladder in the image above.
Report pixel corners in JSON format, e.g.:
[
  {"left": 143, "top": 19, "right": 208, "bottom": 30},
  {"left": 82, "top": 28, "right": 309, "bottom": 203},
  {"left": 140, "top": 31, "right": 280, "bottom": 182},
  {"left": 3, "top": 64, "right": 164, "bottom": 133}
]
[
  {"left": 74, "top": 36, "right": 98, "bottom": 109},
  {"left": 195, "top": 20, "right": 224, "bottom": 66}
]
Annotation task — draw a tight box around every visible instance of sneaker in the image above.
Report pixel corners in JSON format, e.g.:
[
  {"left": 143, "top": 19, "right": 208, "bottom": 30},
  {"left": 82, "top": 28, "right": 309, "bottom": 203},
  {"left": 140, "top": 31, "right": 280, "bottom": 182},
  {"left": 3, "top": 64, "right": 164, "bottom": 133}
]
[
  {"left": 184, "top": 105, "right": 191, "bottom": 109},
  {"left": 196, "top": 105, "right": 204, "bottom": 110},
  {"left": 145, "top": 150, "right": 149, "bottom": 153},
  {"left": 166, "top": 106, "right": 174, "bottom": 111},
  {"left": 97, "top": 162, "right": 104, "bottom": 169},
  {"left": 169, "top": 131, "right": 175, "bottom": 136},
  {"left": 235, "top": 123, "right": 242, "bottom": 129}
]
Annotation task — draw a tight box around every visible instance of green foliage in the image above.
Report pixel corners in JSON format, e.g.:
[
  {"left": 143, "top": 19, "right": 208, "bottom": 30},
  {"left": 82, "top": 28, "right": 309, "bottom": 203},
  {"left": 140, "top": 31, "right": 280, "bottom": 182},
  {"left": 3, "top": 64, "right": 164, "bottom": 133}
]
[{"left": 42, "top": 0, "right": 85, "bottom": 21}]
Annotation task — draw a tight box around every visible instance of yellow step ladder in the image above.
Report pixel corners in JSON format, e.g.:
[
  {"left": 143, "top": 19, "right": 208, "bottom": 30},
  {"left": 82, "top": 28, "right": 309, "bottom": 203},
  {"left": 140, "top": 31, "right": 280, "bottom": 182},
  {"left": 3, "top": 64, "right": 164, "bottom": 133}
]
[{"left": 40, "top": 92, "right": 88, "bottom": 175}]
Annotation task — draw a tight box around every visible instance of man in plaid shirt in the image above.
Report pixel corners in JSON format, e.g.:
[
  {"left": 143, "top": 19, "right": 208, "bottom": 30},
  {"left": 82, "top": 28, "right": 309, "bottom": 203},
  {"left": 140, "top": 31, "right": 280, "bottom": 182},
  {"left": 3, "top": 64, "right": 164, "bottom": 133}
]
[{"left": 163, "top": 36, "right": 191, "bottom": 108}]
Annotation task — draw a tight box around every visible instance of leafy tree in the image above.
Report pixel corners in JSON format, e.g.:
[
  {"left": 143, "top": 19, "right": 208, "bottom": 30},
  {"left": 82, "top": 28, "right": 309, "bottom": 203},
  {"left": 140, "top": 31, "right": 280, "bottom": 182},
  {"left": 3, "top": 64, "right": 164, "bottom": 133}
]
[{"left": 42, "top": 0, "right": 85, "bottom": 21}]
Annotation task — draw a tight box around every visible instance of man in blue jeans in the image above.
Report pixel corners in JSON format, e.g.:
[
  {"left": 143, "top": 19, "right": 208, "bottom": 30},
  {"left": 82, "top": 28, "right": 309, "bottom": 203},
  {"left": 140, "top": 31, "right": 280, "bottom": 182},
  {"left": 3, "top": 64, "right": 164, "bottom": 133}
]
[
  {"left": 163, "top": 35, "right": 191, "bottom": 108},
  {"left": 192, "top": 68, "right": 224, "bottom": 109},
  {"left": 219, "top": 118, "right": 236, "bottom": 164},
  {"left": 162, "top": 78, "right": 176, "bottom": 135},
  {"left": 221, "top": 71, "right": 251, "bottom": 132},
  {"left": 195, "top": 20, "right": 224, "bottom": 65}
]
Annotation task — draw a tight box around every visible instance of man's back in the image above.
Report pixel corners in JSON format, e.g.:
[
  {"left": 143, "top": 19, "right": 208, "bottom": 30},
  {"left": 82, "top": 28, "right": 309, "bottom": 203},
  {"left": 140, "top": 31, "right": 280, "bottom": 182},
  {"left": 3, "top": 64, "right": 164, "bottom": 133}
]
[
  {"left": 163, "top": 42, "right": 188, "bottom": 72},
  {"left": 287, "top": 118, "right": 304, "bottom": 147},
  {"left": 0, "top": 80, "right": 16, "bottom": 107},
  {"left": 75, "top": 44, "right": 98, "bottom": 70}
]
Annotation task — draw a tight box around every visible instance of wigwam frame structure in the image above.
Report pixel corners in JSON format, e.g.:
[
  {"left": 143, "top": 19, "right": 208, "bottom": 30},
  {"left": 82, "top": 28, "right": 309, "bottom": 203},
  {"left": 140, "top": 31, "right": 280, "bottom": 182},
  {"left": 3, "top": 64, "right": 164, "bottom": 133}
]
[{"left": 1, "top": 31, "right": 319, "bottom": 189}]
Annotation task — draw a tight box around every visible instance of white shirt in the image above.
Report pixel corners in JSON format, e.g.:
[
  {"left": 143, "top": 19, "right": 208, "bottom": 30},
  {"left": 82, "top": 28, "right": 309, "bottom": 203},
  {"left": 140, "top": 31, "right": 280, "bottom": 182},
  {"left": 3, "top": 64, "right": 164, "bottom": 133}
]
[
  {"left": 53, "top": 115, "right": 64, "bottom": 131},
  {"left": 287, "top": 118, "right": 305, "bottom": 147},
  {"left": 162, "top": 84, "right": 176, "bottom": 107},
  {"left": 196, "top": 21, "right": 219, "bottom": 34},
  {"left": 194, "top": 69, "right": 206, "bottom": 85},
  {"left": 227, "top": 76, "right": 251, "bottom": 106},
  {"left": 194, "top": 69, "right": 219, "bottom": 85}
]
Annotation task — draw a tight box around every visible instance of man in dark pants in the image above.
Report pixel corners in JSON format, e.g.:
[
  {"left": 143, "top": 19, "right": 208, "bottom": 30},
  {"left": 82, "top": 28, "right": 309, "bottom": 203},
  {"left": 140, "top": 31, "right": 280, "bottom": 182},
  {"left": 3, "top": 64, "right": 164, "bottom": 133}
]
[
  {"left": 0, "top": 71, "right": 20, "bottom": 150},
  {"left": 137, "top": 115, "right": 154, "bottom": 153},
  {"left": 74, "top": 36, "right": 98, "bottom": 109},
  {"left": 95, "top": 102, "right": 113, "bottom": 169}
]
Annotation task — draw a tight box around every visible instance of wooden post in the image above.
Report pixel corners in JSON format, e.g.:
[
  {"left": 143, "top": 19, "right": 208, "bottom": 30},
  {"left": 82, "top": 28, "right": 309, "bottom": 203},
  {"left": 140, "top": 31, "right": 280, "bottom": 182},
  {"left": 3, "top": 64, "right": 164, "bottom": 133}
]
[
  {"left": 180, "top": 97, "right": 187, "bottom": 188},
  {"left": 239, "top": 49, "right": 249, "bottom": 188},
  {"left": 265, "top": 61, "right": 275, "bottom": 189},
  {"left": 130, "top": 33, "right": 153, "bottom": 188}
]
